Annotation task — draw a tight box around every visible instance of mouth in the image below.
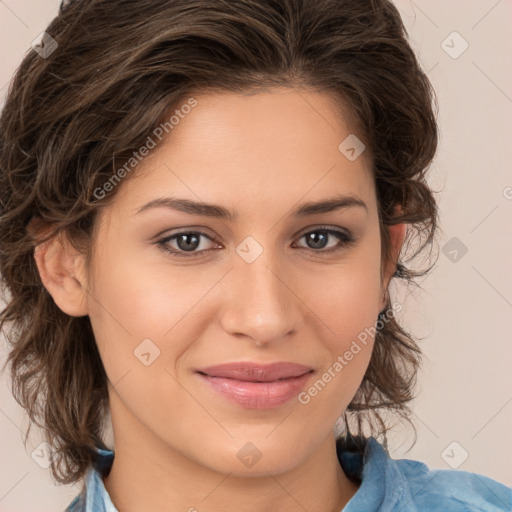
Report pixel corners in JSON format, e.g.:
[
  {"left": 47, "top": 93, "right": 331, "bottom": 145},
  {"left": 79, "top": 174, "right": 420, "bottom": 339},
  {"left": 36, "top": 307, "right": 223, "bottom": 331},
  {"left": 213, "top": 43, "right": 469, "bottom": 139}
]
[{"left": 194, "top": 362, "right": 314, "bottom": 409}]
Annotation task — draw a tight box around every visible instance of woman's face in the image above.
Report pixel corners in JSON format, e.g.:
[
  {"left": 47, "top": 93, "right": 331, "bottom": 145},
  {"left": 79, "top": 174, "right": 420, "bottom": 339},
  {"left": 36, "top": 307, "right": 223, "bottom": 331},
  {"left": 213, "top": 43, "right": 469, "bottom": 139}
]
[{"left": 79, "top": 87, "right": 399, "bottom": 475}]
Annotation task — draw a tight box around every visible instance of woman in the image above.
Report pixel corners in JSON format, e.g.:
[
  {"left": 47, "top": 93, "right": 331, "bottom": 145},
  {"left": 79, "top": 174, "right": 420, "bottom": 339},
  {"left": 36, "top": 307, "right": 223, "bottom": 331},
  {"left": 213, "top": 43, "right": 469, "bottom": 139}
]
[{"left": 0, "top": 0, "right": 509, "bottom": 511}]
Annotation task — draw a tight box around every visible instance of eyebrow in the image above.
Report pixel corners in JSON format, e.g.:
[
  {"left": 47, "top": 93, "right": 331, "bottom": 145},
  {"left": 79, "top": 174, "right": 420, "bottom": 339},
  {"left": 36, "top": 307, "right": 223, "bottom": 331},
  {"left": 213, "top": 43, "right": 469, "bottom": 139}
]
[{"left": 134, "top": 194, "right": 368, "bottom": 221}]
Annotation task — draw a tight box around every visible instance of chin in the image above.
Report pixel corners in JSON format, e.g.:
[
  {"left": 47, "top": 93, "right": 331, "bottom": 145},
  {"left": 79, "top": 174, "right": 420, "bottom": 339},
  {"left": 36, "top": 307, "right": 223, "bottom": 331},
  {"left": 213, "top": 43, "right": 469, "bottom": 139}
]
[{"left": 194, "top": 436, "right": 309, "bottom": 477}]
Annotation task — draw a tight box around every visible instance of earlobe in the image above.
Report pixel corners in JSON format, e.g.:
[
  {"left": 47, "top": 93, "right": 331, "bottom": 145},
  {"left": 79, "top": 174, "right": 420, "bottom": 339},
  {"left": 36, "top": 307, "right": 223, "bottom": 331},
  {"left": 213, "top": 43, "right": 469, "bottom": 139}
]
[{"left": 32, "top": 229, "right": 89, "bottom": 317}]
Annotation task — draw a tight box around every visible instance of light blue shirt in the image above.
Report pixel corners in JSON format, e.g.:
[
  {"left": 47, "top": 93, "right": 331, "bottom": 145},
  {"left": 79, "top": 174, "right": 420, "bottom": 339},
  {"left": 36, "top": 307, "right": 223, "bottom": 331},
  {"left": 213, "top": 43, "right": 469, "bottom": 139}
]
[{"left": 64, "top": 437, "right": 511, "bottom": 511}]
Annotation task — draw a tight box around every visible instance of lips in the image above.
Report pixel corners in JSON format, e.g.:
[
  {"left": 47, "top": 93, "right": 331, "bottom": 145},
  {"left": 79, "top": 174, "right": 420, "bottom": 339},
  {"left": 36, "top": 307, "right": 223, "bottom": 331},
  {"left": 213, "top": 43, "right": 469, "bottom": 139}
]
[
  {"left": 194, "top": 362, "right": 314, "bottom": 409},
  {"left": 195, "top": 362, "right": 313, "bottom": 382}
]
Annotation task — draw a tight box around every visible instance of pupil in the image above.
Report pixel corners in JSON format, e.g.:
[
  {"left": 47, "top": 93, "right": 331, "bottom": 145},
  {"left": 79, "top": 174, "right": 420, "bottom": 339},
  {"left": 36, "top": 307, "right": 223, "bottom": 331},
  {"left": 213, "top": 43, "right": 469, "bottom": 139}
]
[
  {"left": 178, "top": 233, "right": 200, "bottom": 251},
  {"left": 307, "top": 231, "right": 327, "bottom": 249}
]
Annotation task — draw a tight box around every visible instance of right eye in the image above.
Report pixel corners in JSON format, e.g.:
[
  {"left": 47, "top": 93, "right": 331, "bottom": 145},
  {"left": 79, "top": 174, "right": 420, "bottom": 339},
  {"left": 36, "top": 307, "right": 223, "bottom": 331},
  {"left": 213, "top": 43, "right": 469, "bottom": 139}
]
[{"left": 155, "top": 231, "right": 221, "bottom": 259}]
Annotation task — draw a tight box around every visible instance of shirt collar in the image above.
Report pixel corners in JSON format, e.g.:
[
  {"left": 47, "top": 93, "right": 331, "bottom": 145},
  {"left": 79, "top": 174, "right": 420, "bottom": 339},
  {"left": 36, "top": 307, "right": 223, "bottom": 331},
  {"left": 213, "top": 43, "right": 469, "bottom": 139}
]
[
  {"left": 338, "top": 436, "right": 410, "bottom": 511},
  {"left": 80, "top": 447, "right": 116, "bottom": 512}
]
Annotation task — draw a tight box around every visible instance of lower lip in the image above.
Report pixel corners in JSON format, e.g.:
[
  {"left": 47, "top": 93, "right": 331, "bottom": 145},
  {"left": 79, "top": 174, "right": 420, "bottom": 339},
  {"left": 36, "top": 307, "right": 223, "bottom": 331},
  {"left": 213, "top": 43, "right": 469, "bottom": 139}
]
[{"left": 197, "top": 372, "right": 313, "bottom": 409}]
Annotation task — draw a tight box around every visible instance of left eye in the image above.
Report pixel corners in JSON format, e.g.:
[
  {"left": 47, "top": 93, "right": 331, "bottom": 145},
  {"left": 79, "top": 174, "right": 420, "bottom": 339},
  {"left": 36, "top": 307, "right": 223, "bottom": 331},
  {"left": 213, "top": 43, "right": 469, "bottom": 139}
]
[
  {"left": 293, "top": 228, "right": 354, "bottom": 252},
  {"left": 156, "top": 227, "right": 354, "bottom": 258}
]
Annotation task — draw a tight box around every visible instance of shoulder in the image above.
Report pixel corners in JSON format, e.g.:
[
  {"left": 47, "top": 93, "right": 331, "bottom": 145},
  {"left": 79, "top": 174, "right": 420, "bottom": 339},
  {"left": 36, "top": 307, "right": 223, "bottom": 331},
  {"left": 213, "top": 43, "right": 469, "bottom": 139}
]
[
  {"left": 384, "top": 442, "right": 511, "bottom": 511},
  {"left": 338, "top": 436, "right": 511, "bottom": 512}
]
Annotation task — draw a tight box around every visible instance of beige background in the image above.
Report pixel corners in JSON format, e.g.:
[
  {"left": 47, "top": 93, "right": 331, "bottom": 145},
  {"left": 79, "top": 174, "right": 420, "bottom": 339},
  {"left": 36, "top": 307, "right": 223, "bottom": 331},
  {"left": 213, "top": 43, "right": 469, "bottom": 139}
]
[{"left": 1, "top": 1, "right": 511, "bottom": 510}]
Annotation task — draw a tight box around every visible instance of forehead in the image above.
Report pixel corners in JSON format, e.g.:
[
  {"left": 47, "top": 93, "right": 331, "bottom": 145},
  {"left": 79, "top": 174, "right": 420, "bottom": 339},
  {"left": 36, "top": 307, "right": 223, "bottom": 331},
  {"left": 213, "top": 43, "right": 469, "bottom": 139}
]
[
  {"left": 109, "top": 87, "right": 375, "bottom": 220},
  {"left": 162, "top": 86, "right": 364, "bottom": 155}
]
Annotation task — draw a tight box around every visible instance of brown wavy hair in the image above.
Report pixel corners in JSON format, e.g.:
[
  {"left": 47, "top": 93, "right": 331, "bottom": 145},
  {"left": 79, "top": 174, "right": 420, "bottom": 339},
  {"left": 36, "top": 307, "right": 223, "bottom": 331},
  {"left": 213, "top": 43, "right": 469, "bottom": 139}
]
[{"left": 0, "top": 0, "right": 438, "bottom": 485}]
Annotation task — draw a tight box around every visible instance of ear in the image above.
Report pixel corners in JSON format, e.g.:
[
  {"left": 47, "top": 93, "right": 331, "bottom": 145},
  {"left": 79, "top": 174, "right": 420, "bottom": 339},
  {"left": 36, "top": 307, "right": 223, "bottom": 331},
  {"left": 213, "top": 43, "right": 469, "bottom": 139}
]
[
  {"left": 380, "top": 205, "right": 407, "bottom": 309},
  {"left": 28, "top": 218, "right": 89, "bottom": 317}
]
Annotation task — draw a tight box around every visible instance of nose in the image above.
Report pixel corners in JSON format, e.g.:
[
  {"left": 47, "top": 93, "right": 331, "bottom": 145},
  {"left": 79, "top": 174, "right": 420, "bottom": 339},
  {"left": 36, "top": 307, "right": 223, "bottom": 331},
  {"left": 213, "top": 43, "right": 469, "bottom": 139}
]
[{"left": 218, "top": 252, "right": 301, "bottom": 347}]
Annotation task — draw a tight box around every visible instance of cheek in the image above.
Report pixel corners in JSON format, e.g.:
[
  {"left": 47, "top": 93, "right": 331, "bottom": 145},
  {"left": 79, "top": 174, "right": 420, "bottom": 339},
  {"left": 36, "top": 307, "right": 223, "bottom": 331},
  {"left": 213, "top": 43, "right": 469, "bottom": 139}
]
[
  {"left": 298, "top": 247, "right": 382, "bottom": 341},
  {"left": 86, "top": 242, "right": 187, "bottom": 378},
  {"left": 296, "top": 271, "right": 379, "bottom": 420},
  {"left": 86, "top": 249, "right": 203, "bottom": 433},
  {"left": 295, "top": 243, "right": 382, "bottom": 404},
  {"left": 87, "top": 238, "right": 236, "bottom": 392}
]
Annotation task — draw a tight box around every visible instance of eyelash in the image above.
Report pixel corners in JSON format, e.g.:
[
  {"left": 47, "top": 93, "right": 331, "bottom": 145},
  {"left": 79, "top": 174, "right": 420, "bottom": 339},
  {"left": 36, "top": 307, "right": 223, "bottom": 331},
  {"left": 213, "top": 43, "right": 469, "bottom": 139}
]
[{"left": 155, "top": 226, "right": 355, "bottom": 259}]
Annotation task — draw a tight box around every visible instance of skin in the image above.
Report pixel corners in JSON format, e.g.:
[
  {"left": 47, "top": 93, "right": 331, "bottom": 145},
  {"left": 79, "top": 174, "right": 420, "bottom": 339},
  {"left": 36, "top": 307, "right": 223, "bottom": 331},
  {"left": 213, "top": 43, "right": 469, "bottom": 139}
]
[{"left": 33, "top": 87, "right": 406, "bottom": 512}]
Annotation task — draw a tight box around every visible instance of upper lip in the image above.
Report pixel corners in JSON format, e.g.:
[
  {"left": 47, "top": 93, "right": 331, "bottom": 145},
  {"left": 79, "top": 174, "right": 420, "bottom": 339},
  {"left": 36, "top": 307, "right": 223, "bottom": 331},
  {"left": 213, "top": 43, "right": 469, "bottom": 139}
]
[{"left": 195, "top": 362, "right": 314, "bottom": 382}]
